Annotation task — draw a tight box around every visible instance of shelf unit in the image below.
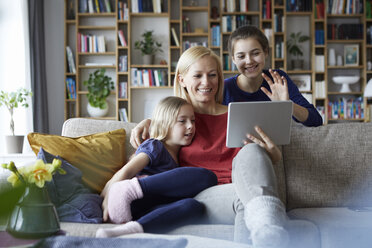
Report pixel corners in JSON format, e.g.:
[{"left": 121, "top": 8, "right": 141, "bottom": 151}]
[{"left": 64, "top": 0, "right": 370, "bottom": 124}]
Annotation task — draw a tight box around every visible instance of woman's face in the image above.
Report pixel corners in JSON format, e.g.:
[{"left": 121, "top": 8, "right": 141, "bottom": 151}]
[
  {"left": 232, "top": 38, "right": 267, "bottom": 80},
  {"left": 178, "top": 55, "right": 219, "bottom": 105}
]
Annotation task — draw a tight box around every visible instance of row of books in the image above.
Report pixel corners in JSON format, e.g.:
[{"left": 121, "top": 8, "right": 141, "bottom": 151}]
[
  {"left": 315, "top": 81, "right": 326, "bottom": 98},
  {"left": 273, "top": 13, "right": 284, "bottom": 32},
  {"left": 327, "top": 0, "right": 363, "bottom": 14},
  {"left": 66, "top": 46, "right": 76, "bottom": 73},
  {"left": 314, "top": 0, "right": 325, "bottom": 19},
  {"left": 118, "top": 0, "right": 129, "bottom": 20},
  {"left": 131, "top": 68, "right": 168, "bottom": 87},
  {"left": 78, "top": 33, "right": 106, "bottom": 53},
  {"left": 223, "top": 0, "right": 250, "bottom": 13},
  {"left": 315, "top": 30, "right": 325, "bottom": 45},
  {"left": 66, "top": 78, "right": 76, "bottom": 100},
  {"left": 315, "top": 55, "right": 325, "bottom": 72},
  {"left": 131, "top": 0, "right": 162, "bottom": 13},
  {"left": 79, "top": 0, "right": 112, "bottom": 13},
  {"left": 221, "top": 15, "right": 252, "bottom": 33},
  {"left": 119, "top": 108, "right": 129, "bottom": 122},
  {"left": 327, "top": 24, "right": 363, "bottom": 40},
  {"left": 119, "top": 55, "right": 128, "bottom": 72},
  {"left": 119, "top": 82, "right": 128, "bottom": 98},
  {"left": 275, "top": 42, "right": 285, "bottom": 59},
  {"left": 328, "top": 97, "right": 364, "bottom": 119},
  {"left": 262, "top": 0, "right": 272, "bottom": 19},
  {"left": 211, "top": 25, "right": 221, "bottom": 47},
  {"left": 183, "top": 41, "right": 207, "bottom": 51},
  {"left": 223, "top": 54, "right": 237, "bottom": 71},
  {"left": 286, "top": 0, "right": 312, "bottom": 12}
]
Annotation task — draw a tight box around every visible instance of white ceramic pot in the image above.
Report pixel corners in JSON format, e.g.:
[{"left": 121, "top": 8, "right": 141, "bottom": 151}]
[
  {"left": 87, "top": 103, "right": 108, "bottom": 117},
  {"left": 5, "top": 135, "right": 24, "bottom": 154},
  {"left": 328, "top": 48, "right": 336, "bottom": 66}
]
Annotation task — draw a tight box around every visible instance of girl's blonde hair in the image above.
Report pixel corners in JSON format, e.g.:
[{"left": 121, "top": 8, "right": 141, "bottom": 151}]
[
  {"left": 150, "top": 96, "right": 191, "bottom": 141},
  {"left": 173, "top": 46, "right": 224, "bottom": 104}
]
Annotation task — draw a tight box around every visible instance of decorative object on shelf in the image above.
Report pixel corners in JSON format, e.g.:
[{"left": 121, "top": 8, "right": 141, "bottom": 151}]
[
  {"left": 344, "top": 45, "right": 359, "bottom": 66},
  {"left": 337, "top": 55, "right": 343, "bottom": 66},
  {"left": 0, "top": 88, "right": 32, "bottom": 154},
  {"left": 290, "top": 74, "right": 311, "bottom": 91},
  {"left": 332, "top": 76, "right": 360, "bottom": 93},
  {"left": 328, "top": 48, "right": 336, "bottom": 66},
  {"left": 211, "top": 6, "right": 219, "bottom": 19},
  {"left": 2, "top": 159, "right": 65, "bottom": 239},
  {"left": 286, "top": 32, "right": 310, "bottom": 70},
  {"left": 83, "top": 68, "right": 114, "bottom": 117},
  {"left": 134, "top": 30, "right": 163, "bottom": 65},
  {"left": 67, "top": 0, "right": 75, "bottom": 20}
]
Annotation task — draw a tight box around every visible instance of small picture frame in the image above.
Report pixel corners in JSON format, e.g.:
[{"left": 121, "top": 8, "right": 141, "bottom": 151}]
[
  {"left": 290, "top": 74, "right": 311, "bottom": 91},
  {"left": 344, "top": 45, "right": 359, "bottom": 66}
]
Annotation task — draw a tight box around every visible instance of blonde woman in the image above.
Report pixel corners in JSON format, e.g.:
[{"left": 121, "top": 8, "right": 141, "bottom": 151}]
[
  {"left": 97, "top": 96, "right": 217, "bottom": 238},
  {"left": 131, "top": 46, "right": 289, "bottom": 247}
]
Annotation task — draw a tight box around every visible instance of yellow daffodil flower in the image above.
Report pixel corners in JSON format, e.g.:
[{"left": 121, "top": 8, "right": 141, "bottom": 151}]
[
  {"left": 7, "top": 172, "right": 23, "bottom": 187},
  {"left": 26, "top": 159, "right": 53, "bottom": 188}
]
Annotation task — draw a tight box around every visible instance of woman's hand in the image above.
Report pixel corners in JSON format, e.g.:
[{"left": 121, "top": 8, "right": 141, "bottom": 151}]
[
  {"left": 261, "top": 69, "right": 289, "bottom": 101},
  {"left": 130, "top": 119, "right": 152, "bottom": 149},
  {"left": 244, "top": 126, "right": 282, "bottom": 164}
]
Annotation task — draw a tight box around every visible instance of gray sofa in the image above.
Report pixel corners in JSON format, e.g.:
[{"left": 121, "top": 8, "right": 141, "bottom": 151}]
[{"left": 2, "top": 118, "right": 372, "bottom": 248}]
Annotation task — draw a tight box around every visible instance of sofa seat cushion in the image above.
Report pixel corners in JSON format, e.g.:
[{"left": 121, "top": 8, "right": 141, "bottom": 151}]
[{"left": 288, "top": 207, "right": 372, "bottom": 248}]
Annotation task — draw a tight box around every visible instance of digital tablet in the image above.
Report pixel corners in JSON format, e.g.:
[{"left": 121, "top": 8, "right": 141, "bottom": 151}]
[{"left": 226, "top": 101, "right": 293, "bottom": 148}]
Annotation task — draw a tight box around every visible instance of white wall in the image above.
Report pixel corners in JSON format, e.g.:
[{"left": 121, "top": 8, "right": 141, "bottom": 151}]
[{"left": 44, "top": 0, "right": 65, "bottom": 135}]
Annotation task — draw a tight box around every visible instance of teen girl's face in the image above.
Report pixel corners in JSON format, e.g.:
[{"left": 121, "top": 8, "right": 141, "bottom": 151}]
[
  {"left": 167, "top": 104, "right": 195, "bottom": 147},
  {"left": 178, "top": 55, "right": 219, "bottom": 105},
  {"left": 232, "top": 38, "right": 267, "bottom": 80}
]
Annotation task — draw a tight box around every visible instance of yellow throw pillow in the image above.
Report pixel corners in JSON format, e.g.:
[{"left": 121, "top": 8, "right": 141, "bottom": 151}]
[{"left": 27, "top": 129, "right": 126, "bottom": 193}]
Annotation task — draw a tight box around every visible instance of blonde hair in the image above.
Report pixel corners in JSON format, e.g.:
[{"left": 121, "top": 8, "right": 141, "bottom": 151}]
[
  {"left": 150, "top": 96, "right": 191, "bottom": 141},
  {"left": 173, "top": 46, "right": 224, "bottom": 104}
]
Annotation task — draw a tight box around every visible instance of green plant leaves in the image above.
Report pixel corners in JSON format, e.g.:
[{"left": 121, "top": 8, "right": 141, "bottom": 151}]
[
  {"left": 83, "top": 68, "right": 114, "bottom": 109},
  {"left": 134, "top": 30, "right": 163, "bottom": 55}
]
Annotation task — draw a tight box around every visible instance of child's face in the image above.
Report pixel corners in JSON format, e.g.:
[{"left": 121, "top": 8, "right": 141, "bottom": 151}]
[
  {"left": 167, "top": 104, "right": 195, "bottom": 147},
  {"left": 178, "top": 55, "right": 219, "bottom": 105},
  {"left": 232, "top": 38, "right": 267, "bottom": 81}
]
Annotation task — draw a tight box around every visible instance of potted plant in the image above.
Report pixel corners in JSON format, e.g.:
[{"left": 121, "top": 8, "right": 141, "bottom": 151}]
[
  {"left": 0, "top": 88, "right": 32, "bottom": 153},
  {"left": 286, "top": 31, "right": 310, "bottom": 70},
  {"left": 134, "top": 30, "right": 163, "bottom": 64},
  {"left": 83, "top": 68, "right": 114, "bottom": 117}
]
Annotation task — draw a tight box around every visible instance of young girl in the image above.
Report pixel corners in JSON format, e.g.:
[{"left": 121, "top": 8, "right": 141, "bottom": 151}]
[
  {"left": 96, "top": 96, "right": 217, "bottom": 238},
  {"left": 224, "top": 25, "right": 323, "bottom": 127}
]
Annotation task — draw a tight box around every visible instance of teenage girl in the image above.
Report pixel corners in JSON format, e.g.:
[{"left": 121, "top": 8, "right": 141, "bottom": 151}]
[
  {"left": 96, "top": 96, "right": 217, "bottom": 238},
  {"left": 224, "top": 25, "right": 323, "bottom": 127}
]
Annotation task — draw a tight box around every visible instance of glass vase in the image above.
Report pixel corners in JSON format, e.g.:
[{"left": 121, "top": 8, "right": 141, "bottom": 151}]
[{"left": 6, "top": 185, "right": 60, "bottom": 239}]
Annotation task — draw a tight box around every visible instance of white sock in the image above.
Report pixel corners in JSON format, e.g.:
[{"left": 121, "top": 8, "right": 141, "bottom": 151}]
[
  {"left": 96, "top": 221, "right": 144, "bottom": 238},
  {"left": 244, "top": 196, "right": 289, "bottom": 248}
]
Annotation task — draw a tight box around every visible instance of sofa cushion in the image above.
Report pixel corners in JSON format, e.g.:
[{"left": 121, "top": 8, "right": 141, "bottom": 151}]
[
  {"left": 38, "top": 148, "right": 103, "bottom": 223},
  {"left": 288, "top": 207, "right": 372, "bottom": 248},
  {"left": 27, "top": 128, "right": 126, "bottom": 193},
  {"left": 283, "top": 123, "right": 372, "bottom": 210}
]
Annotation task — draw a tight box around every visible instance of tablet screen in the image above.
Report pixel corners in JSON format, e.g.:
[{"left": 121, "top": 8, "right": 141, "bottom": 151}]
[{"left": 226, "top": 101, "right": 293, "bottom": 147}]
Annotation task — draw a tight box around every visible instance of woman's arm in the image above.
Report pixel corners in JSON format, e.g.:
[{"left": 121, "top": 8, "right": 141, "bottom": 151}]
[
  {"left": 130, "top": 118, "right": 152, "bottom": 149},
  {"left": 101, "top": 153, "right": 150, "bottom": 222}
]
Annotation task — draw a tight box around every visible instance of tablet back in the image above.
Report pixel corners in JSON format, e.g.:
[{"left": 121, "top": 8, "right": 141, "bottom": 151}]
[{"left": 226, "top": 101, "right": 293, "bottom": 147}]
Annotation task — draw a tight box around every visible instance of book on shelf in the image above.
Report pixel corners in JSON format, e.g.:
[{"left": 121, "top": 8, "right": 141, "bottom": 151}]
[
  {"left": 118, "top": 30, "right": 127, "bottom": 46},
  {"left": 84, "top": 62, "right": 115, "bottom": 66},
  {"left": 66, "top": 46, "right": 76, "bottom": 73},
  {"left": 302, "top": 93, "right": 313, "bottom": 104},
  {"left": 119, "top": 55, "right": 128, "bottom": 72},
  {"left": 119, "top": 108, "right": 129, "bottom": 122},
  {"left": 315, "top": 55, "right": 325, "bottom": 72},
  {"left": 119, "top": 82, "right": 128, "bottom": 98},
  {"left": 78, "top": 33, "right": 106, "bottom": 53},
  {"left": 315, "top": 81, "right": 326, "bottom": 98},
  {"left": 328, "top": 97, "right": 364, "bottom": 119},
  {"left": 171, "top": 28, "right": 180, "bottom": 47},
  {"left": 79, "top": 0, "right": 112, "bottom": 13},
  {"left": 131, "top": 0, "right": 161, "bottom": 13},
  {"left": 65, "top": 77, "right": 76, "bottom": 99}
]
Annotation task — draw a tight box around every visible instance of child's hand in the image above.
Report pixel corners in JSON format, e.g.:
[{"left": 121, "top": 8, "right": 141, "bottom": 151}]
[{"left": 261, "top": 69, "right": 289, "bottom": 101}]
